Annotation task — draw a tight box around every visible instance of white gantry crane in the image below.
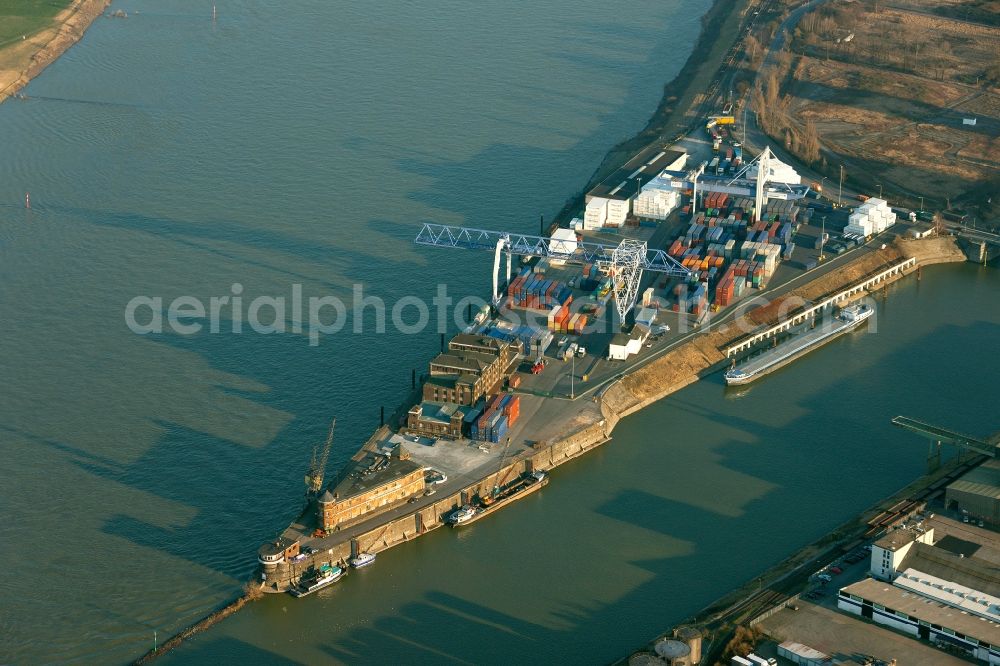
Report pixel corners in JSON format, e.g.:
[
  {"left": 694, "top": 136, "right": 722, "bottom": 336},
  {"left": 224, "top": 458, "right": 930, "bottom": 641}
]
[
  {"left": 725, "top": 146, "right": 796, "bottom": 218},
  {"left": 414, "top": 224, "right": 690, "bottom": 324}
]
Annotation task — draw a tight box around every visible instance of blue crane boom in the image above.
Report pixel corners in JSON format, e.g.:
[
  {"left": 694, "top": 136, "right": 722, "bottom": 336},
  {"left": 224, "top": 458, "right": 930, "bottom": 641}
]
[{"left": 414, "top": 223, "right": 689, "bottom": 276}]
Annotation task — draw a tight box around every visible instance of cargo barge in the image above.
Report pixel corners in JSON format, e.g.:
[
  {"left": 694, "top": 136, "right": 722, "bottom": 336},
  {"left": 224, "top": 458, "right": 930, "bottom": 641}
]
[
  {"left": 724, "top": 304, "right": 873, "bottom": 386},
  {"left": 447, "top": 471, "right": 548, "bottom": 527}
]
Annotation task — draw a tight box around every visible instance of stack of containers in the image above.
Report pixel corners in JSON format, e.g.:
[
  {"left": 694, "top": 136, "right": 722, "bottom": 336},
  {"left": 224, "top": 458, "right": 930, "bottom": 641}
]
[
  {"left": 672, "top": 284, "right": 688, "bottom": 312},
  {"left": 490, "top": 411, "right": 508, "bottom": 443},
  {"left": 504, "top": 394, "right": 520, "bottom": 428},
  {"left": 605, "top": 199, "right": 629, "bottom": 227},
  {"left": 584, "top": 197, "right": 608, "bottom": 230},
  {"left": 548, "top": 304, "right": 572, "bottom": 333},
  {"left": 690, "top": 284, "right": 708, "bottom": 316},
  {"left": 715, "top": 267, "right": 735, "bottom": 307},
  {"left": 473, "top": 394, "right": 507, "bottom": 442},
  {"left": 508, "top": 277, "right": 573, "bottom": 311}
]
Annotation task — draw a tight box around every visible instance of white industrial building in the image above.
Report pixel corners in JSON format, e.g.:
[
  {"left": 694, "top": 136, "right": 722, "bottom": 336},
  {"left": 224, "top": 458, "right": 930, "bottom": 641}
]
[
  {"left": 763, "top": 156, "right": 802, "bottom": 185},
  {"left": 608, "top": 325, "right": 649, "bottom": 361},
  {"left": 584, "top": 148, "right": 688, "bottom": 229},
  {"left": 549, "top": 228, "right": 578, "bottom": 265},
  {"left": 838, "top": 515, "right": 1000, "bottom": 664},
  {"left": 776, "top": 641, "right": 830, "bottom": 665},
  {"left": 845, "top": 197, "right": 896, "bottom": 238},
  {"left": 838, "top": 578, "right": 1000, "bottom": 664},
  {"left": 634, "top": 174, "right": 682, "bottom": 220},
  {"left": 870, "top": 523, "right": 935, "bottom": 580}
]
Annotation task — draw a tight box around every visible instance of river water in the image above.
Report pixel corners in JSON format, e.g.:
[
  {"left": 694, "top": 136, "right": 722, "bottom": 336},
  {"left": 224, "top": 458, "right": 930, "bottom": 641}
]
[
  {"left": 0, "top": 0, "right": 716, "bottom": 663},
  {"left": 0, "top": 2, "right": 996, "bottom": 665}
]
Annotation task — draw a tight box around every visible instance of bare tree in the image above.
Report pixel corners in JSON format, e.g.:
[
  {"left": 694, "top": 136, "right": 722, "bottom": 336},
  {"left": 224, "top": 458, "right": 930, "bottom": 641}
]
[{"left": 800, "top": 120, "right": 821, "bottom": 164}]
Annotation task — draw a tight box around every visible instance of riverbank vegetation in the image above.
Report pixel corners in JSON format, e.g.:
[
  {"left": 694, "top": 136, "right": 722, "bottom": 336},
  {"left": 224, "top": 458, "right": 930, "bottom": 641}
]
[
  {"left": 0, "top": 0, "right": 73, "bottom": 46},
  {"left": 0, "top": 0, "right": 109, "bottom": 103}
]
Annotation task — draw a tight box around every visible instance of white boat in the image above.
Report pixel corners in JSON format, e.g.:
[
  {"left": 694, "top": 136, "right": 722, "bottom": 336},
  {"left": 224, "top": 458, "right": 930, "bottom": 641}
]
[
  {"left": 447, "top": 505, "right": 478, "bottom": 525},
  {"left": 290, "top": 564, "right": 344, "bottom": 597},
  {"left": 349, "top": 552, "right": 376, "bottom": 568},
  {"left": 527, "top": 470, "right": 547, "bottom": 484},
  {"left": 724, "top": 304, "right": 873, "bottom": 386}
]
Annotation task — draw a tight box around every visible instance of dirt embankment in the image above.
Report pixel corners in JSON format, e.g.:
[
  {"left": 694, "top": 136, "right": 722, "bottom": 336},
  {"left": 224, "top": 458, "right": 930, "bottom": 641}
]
[
  {"left": 897, "top": 235, "right": 970, "bottom": 265},
  {"left": 0, "top": 0, "right": 112, "bottom": 104},
  {"left": 763, "top": 0, "right": 1000, "bottom": 209}
]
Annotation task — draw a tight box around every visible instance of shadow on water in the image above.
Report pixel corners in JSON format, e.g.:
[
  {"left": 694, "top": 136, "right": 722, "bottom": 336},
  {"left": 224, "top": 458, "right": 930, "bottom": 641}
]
[
  {"left": 35, "top": 205, "right": 427, "bottom": 293},
  {"left": 252, "top": 312, "right": 1000, "bottom": 665},
  {"left": 4, "top": 314, "right": 443, "bottom": 578},
  {"left": 160, "top": 636, "right": 306, "bottom": 665},
  {"left": 383, "top": 9, "right": 708, "bottom": 233}
]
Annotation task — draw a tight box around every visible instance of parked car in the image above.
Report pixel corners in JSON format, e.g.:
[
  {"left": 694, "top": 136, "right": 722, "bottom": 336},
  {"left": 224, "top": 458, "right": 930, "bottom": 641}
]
[
  {"left": 830, "top": 566, "right": 843, "bottom": 575},
  {"left": 817, "top": 573, "right": 833, "bottom": 582}
]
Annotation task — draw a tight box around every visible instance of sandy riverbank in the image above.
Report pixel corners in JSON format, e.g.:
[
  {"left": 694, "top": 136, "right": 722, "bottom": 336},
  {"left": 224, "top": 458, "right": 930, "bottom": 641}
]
[
  {"left": 0, "top": 0, "right": 112, "bottom": 104},
  {"left": 551, "top": 0, "right": 755, "bottom": 228}
]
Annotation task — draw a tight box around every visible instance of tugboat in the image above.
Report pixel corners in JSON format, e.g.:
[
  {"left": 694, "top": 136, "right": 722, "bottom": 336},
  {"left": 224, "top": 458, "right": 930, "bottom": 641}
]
[
  {"left": 349, "top": 552, "right": 376, "bottom": 568},
  {"left": 290, "top": 563, "right": 344, "bottom": 597}
]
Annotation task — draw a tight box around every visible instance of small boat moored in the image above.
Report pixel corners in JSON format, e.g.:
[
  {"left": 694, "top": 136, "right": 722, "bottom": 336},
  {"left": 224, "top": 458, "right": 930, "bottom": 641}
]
[
  {"left": 447, "top": 505, "right": 478, "bottom": 525},
  {"left": 290, "top": 563, "right": 344, "bottom": 597},
  {"left": 349, "top": 552, "right": 376, "bottom": 568}
]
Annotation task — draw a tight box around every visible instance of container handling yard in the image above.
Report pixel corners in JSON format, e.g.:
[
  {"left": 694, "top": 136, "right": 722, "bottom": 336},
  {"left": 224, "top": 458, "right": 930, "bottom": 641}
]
[{"left": 254, "top": 93, "right": 965, "bottom": 605}]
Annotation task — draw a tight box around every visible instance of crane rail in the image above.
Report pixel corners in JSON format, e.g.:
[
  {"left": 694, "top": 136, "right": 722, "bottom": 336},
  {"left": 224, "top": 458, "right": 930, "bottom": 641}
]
[{"left": 414, "top": 223, "right": 689, "bottom": 276}]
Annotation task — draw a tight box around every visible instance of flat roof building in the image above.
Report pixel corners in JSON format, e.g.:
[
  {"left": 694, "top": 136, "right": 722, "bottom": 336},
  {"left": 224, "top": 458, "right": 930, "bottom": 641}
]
[
  {"left": 947, "top": 458, "right": 1000, "bottom": 526},
  {"left": 317, "top": 448, "right": 425, "bottom": 532},
  {"left": 405, "top": 401, "right": 475, "bottom": 440},
  {"left": 843, "top": 515, "right": 1000, "bottom": 664},
  {"left": 838, "top": 578, "right": 1000, "bottom": 664},
  {"left": 608, "top": 325, "right": 649, "bottom": 361},
  {"left": 870, "top": 523, "right": 935, "bottom": 580},
  {"left": 586, "top": 147, "right": 688, "bottom": 202}
]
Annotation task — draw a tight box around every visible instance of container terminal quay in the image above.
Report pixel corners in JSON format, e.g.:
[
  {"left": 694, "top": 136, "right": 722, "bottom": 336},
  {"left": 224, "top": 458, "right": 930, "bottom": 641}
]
[
  {"left": 238, "top": 7, "right": 1000, "bottom": 662},
  {"left": 254, "top": 102, "right": 987, "bottom": 596},
  {"left": 101, "top": 1, "right": 996, "bottom": 662}
]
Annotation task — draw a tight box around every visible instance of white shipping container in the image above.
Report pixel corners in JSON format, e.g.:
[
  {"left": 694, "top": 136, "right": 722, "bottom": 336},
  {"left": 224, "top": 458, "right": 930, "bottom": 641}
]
[
  {"left": 585, "top": 197, "right": 608, "bottom": 227},
  {"left": 606, "top": 198, "right": 629, "bottom": 226},
  {"left": 777, "top": 640, "right": 831, "bottom": 665}
]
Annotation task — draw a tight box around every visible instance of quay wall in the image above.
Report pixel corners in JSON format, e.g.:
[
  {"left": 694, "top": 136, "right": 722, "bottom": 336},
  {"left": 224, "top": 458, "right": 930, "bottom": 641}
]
[{"left": 262, "top": 236, "right": 965, "bottom": 591}]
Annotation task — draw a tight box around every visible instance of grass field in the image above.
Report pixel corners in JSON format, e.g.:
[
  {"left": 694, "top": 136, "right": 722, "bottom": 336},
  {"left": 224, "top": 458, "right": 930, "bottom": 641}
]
[{"left": 0, "top": 0, "right": 75, "bottom": 47}]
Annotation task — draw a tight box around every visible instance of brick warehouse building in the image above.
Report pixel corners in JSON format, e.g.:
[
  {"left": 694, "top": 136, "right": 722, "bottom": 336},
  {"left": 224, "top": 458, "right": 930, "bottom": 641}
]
[
  {"left": 316, "top": 447, "right": 425, "bottom": 532},
  {"left": 423, "top": 334, "right": 521, "bottom": 405}
]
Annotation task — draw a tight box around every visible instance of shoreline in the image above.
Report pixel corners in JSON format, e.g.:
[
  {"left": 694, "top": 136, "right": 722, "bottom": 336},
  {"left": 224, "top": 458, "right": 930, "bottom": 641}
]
[
  {"left": 552, "top": 0, "right": 754, "bottom": 229},
  {"left": 133, "top": 235, "right": 967, "bottom": 665},
  {"left": 0, "top": 0, "right": 112, "bottom": 104},
  {"left": 127, "top": 0, "right": 760, "bottom": 659}
]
